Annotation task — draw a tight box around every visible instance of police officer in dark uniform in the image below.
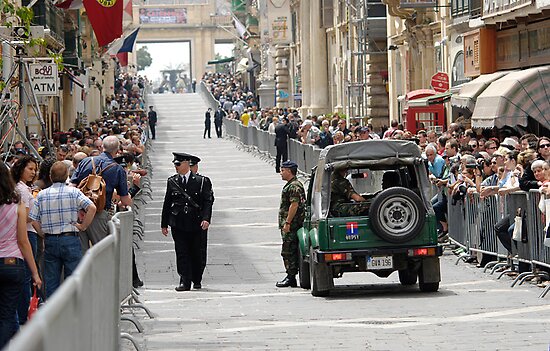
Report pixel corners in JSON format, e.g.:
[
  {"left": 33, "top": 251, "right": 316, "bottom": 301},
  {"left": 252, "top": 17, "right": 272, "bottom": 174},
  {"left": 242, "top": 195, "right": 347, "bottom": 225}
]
[
  {"left": 274, "top": 117, "right": 290, "bottom": 173},
  {"left": 188, "top": 155, "right": 214, "bottom": 283},
  {"left": 161, "top": 152, "right": 214, "bottom": 291}
]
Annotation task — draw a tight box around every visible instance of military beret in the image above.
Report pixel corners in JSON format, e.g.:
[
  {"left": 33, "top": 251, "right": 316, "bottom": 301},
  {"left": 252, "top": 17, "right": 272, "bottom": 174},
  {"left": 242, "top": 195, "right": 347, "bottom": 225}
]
[
  {"left": 189, "top": 155, "right": 201, "bottom": 166},
  {"left": 172, "top": 152, "right": 193, "bottom": 163},
  {"left": 281, "top": 160, "right": 298, "bottom": 169}
]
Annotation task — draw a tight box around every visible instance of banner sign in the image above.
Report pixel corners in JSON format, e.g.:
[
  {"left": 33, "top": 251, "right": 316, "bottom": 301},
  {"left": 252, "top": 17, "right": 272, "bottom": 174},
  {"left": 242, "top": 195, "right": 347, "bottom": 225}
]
[
  {"left": 139, "top": 8, "right": 187, "bottom": 24},
  {"left": 267, "top": 0, "right": 291, "bottom": 44},
  {"left": 29, "top": 63, "right": 58, "bottom": 96}
]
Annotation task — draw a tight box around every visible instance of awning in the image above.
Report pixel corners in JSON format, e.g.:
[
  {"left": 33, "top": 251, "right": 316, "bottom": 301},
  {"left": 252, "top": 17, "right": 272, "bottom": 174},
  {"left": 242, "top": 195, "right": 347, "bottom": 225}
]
[
  {"left": 407, "top": 92, "right": 452, "bottom": 107},
  {"left": 451, "top": 71, "right": 513, "bottom": 113},
  {"left": 405, "top": 89, "right": 437, "bottom": 100},
  {"left": 207, "top": 57, "right": 235, "bottom": 65},
  {"left": 236, "top": 58, "right": 248, "bottom": 74},
  {"left": 471, "top": 66, "right": 550, "bottom": 130},
  {"left": 63, "top": 68, "right": 85, "bottom": 89}
]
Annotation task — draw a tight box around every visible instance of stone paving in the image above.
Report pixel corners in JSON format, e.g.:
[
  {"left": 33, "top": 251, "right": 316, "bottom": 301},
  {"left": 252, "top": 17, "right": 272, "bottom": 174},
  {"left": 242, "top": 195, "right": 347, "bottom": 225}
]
[{"left": 122, "top": 93, "right": 550, "bottom": 351}]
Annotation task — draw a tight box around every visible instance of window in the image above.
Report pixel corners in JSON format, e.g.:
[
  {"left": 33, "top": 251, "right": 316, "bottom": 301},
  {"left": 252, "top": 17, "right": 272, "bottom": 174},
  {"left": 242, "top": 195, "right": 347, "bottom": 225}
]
[{"left": 320, "top": 0, "right": 334, "bottom": 28}]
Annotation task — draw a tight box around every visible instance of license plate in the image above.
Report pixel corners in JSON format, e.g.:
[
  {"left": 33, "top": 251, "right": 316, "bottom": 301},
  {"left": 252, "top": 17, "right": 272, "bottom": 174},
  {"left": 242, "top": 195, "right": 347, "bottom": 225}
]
[{"left": 367, "top": 255, "right": 393, "bottom": 270}]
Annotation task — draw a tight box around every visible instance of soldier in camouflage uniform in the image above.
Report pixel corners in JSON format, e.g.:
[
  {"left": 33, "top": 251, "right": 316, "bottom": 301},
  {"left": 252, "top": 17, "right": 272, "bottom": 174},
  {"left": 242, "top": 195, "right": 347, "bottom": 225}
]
[
  {"left": 330, "top": 168, "right": 370, "bottom": 217},
  {"left": 276, "top": 160, "right": 305, "bottom": 288}
]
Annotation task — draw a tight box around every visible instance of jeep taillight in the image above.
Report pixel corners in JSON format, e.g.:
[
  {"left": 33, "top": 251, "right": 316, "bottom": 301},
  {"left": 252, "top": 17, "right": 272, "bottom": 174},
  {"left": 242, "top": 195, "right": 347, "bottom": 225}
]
[
  {"left": 324, "top": 253, "right": 352, "bottom": 261},
  {"left": 407, "top": 248, "right": 436, "bottom": 257}
]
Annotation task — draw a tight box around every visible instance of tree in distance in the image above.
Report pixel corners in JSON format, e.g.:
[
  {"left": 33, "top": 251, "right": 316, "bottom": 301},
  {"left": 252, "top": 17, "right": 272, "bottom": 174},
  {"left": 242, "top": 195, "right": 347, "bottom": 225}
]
[{"left": 136, "top": 46, "right": 152, "bottom": 71}]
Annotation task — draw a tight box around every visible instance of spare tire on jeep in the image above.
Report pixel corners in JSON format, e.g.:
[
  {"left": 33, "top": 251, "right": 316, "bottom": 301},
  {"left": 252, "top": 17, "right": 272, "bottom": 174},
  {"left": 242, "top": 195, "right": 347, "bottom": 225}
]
[{"left": 368, "top": 187, "right": 426, "bottom": 244}]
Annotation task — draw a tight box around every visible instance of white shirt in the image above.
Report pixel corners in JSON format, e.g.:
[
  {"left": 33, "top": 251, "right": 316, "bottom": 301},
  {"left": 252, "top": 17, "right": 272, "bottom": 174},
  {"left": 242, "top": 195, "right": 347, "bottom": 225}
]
[{"left": 180, "top": 171, "right": 191, "bottom": 185}]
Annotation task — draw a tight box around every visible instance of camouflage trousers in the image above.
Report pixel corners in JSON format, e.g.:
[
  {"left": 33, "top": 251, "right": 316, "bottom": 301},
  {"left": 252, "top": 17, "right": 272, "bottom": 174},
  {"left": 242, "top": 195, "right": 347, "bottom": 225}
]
[
  {"left": 331, "top": 202, "right": 370, "bottom": 217},
  {"left": 281, "top": 229, "right": 299, "bottom": 276}
]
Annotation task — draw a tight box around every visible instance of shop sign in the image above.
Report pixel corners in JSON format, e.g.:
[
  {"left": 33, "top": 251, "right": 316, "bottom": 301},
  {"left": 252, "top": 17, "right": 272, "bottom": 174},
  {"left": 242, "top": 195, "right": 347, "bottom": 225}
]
[
  {"left": 29, "top": 63, "right": 58, "bottom": 96},
  {"left": 431, "top": 72, "right": 449, "bottom": 93}
]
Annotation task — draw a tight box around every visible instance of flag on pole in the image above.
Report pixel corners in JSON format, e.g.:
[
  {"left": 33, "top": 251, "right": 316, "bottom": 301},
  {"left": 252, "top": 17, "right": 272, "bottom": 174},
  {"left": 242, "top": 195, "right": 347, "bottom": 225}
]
[
  {"left": 123, "top": 0, "right": 133, "bottom": 22},
  {"left": 107, "top": 27, "right": 140, "bottom": 55},
  {"left": 117, "top": 52, "right": 129, "bottom": 67},
  {"left": 232, "top": 15, "right": 249, "bottom": 40},
  {"left": 55, "top": 0, "right": 83, "bottom": 9},
  {"left": 83, "top": 0, "right": 123, "bottom": 47}
]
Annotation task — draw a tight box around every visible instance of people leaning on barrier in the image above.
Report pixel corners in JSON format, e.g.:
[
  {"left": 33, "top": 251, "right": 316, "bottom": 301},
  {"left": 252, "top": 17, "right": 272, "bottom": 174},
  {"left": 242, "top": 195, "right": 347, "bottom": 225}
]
[
  {"left": 0, "top": 161, "right": 42, "bottom": 348},
  {"left": 30, "top": 162, "right": 96, "bottom": 299},
  {"left": 497, "top": 151, "right": 521, "bottom": 196},
  {"left": 532, "top": 160, "right": 548, "bottom": 187},
  {"left": 520, "top": 151, "right": 544, "bottom": 192}
]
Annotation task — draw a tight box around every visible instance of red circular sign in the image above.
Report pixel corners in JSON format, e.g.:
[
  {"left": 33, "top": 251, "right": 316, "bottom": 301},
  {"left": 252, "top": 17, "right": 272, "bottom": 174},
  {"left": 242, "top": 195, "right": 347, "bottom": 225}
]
[{"left": 431, "top": 72, "right": 449, "bottom": 93}]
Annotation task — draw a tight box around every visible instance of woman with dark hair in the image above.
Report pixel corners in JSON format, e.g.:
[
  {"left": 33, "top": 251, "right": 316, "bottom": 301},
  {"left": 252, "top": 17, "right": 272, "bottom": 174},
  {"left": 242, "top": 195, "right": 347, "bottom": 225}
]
[
  {"left": 34, "top": 157, "right": 55, "bottom": 191},
  {"left": 0, "top": 161, "right": 41, "bottom": 348},
  {"left": 10, "top": 155, "right": 39, "bottom": 325}
]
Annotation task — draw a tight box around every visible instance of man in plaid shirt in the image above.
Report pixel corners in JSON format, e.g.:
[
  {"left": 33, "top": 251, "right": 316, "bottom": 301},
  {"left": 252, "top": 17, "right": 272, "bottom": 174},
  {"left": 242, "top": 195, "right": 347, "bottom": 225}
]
[{"left": 30, "top": 162, "right": 97, "bottom": 298}]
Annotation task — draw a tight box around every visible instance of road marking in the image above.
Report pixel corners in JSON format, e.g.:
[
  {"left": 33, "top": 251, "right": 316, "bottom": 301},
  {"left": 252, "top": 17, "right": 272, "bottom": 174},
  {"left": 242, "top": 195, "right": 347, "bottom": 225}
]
[
  {"left": 144, "top": 290, "right": 307, "bottom": 304},
  {"left": 442, "top": 280, "right": 497, "bottom": 287},
  {"left": 210, "top": 304, "right": 550, "bottom": 333}
]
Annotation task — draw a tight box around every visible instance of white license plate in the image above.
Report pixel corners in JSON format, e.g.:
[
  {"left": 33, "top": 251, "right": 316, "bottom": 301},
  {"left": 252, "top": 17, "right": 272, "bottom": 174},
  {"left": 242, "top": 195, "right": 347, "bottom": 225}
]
[{"left": 367, "top": 255, "right": 393, "bottom": 270}]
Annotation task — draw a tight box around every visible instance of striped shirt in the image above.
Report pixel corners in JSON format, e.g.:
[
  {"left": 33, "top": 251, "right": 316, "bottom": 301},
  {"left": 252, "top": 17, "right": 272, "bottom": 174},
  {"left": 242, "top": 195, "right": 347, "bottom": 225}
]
[
  {"left": 0, "top": 203, "right": 23, "bottom": 259},
  {"left": 29, "top": 183, "right": 93, "bottom": 235}
]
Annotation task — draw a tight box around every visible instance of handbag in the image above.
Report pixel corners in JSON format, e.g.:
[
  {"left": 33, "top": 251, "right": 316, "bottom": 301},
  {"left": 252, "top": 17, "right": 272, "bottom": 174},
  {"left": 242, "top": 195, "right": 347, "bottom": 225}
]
[
  {"left": 27, "top": 286, "right": 41, "bottom": 320},
  {"left": 544, "top": 225, "right": 550, "bottom": 248},
  {"left": 512, "top": 208, "right": 523, "bottom": 242}
]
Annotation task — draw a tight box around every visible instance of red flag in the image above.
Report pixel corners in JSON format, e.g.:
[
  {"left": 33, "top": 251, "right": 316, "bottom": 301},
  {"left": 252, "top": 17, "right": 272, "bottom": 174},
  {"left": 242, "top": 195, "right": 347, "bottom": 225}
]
[
  {"left": 83, "top": 0, "right": 123, "bottom": 47},
  {"left": 117, "top": 52, "right": 128, "bottom": 67},
  {"left": 123, "top": 0, "right": 133, "bottom": 21},
  {"left": 55, "top": 0, "right": 83, "bottom": 9}
]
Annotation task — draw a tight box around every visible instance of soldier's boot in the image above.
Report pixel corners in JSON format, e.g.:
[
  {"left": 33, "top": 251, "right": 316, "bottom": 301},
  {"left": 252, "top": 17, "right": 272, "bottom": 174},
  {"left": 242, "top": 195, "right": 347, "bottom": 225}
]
[{"left": 276, "top": 275, "right": 297, "bottom": 288}]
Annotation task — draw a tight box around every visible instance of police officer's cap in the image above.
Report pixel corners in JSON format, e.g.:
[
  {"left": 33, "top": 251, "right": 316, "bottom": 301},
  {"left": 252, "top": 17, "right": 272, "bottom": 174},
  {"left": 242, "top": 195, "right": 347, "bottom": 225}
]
[
  {"left": 189, "top": 155, "right": 201, "bottom": 166},
  {"left": 172, "top": 152, "right": 193, "bottom": 163},
  {"left": 281, "top": 160, "right": 298, "bottom": 169}
]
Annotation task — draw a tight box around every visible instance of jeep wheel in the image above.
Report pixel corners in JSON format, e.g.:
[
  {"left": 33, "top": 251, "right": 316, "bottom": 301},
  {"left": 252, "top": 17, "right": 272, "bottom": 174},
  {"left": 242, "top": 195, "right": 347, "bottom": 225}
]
[
  {"left": 310, "top": 247, "right": 331, "bottom": 297},
  {"left": 418, "top": 270, "right": 439, "bottom": 292},
  {"left": 299, "top": 252, "right": 311, "bottom": 289},
  {"left": 398, "top": 268, "right": 418, "bottom": 285},
  {"left": 369, "top": 187, "right": 426, "bottom": 244}
]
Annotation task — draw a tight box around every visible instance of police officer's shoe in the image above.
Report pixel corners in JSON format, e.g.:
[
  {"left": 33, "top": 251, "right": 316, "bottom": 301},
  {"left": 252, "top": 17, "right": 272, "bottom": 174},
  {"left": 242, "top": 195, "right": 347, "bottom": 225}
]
[
  {"left": 276, "top": 275, "right": 297, "bottom": 288},
  {"left": 193, "top": 282, "right": 202, "bottom": 289},
  {"left": 175, "top": 283, "right": 191, "bottom": 292},
  {"left": 175, "top": 278, "right": 191, "bottom": 291}
]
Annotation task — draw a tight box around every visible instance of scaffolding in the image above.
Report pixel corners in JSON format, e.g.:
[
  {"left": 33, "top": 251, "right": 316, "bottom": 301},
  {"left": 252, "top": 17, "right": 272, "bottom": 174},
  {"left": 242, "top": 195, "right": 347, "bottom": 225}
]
[
  {"left": 0, "top": 37, "right": 53, "bottom": 162},
  {"left": 346, "top": 0, "right": 388, "bottom": 124}
]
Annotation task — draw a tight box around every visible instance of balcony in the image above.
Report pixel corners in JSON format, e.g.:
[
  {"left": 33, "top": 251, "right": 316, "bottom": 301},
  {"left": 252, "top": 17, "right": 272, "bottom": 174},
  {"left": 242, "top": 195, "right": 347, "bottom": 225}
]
[
  {"left": 451, "top": 0, "right": 482, "bottom": 18},
  {"left": 23, "top": 0, "right": 65, "bottom": 46}
]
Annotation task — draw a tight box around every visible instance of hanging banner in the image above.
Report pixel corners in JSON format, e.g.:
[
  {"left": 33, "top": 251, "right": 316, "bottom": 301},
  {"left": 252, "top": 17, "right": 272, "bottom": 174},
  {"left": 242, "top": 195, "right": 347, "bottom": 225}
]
[
  {"left": 267, "top": 0, "right": 291, "bottom": 44},
  {"left": 29, "top": 63, "right": 59, "bottom": 96}
]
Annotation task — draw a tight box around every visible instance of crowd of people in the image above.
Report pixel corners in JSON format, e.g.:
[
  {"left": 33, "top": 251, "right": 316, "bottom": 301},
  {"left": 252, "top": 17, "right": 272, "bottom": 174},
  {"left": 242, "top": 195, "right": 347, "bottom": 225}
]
[
  {"left": 0, "top": 73, "right": 151, "bottom": 348},
  {"left": 203, "top": 71, "right": 550, "bottom": 262}
]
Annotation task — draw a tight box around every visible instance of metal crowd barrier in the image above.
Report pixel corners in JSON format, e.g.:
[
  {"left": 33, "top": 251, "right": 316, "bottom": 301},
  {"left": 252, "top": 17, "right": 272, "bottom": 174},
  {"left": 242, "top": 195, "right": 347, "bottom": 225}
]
[
  {"left": 198, "top": 81, "right": 220, "bottom": 110},
  {"left": 448, "top": 189, "right": 550, "bottom": 297},
  {"left": 223, "top": 117, "right": 323, "bottom": 175},
  {"left": 8, "top": 224, "right": 121, "bottom": 351}
]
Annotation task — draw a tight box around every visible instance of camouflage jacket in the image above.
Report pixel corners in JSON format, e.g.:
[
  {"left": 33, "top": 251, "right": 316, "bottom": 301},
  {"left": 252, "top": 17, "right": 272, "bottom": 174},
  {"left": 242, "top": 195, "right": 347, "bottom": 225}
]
[
  {"left": 279, "top": 176, "right": 305, "bottom": 229},
  {"left": 330, "top": 172, "right": 357, "bottom": 208}
]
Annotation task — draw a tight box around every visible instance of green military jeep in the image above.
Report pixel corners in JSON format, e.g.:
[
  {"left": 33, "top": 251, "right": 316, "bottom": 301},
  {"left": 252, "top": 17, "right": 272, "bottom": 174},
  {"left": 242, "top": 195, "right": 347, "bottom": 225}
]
[{"left": 297, "top": 140, "right": 442, "bottom": 296}]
